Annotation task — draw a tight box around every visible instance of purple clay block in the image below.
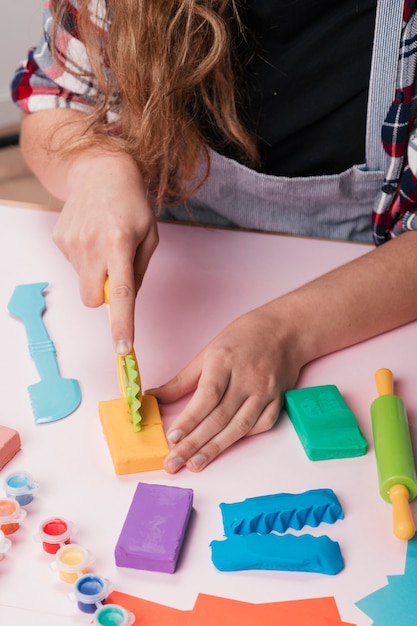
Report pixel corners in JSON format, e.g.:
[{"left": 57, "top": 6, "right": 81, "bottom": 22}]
[
  {"left": 114, "top": 482, "right": 193, "bottom": 574},
  {"left": 210, "top": 533, "right": 344, "bottom": 575},
  {"left": 220, "top": 488, "right": 343, "bottom": 536}
]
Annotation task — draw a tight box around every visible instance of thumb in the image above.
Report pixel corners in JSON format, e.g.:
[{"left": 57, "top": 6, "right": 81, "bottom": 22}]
[{"left": 146, "top": 356, "right": 202, "bottom": 404}]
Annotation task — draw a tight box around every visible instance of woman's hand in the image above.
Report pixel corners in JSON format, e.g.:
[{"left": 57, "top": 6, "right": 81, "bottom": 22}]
[
  {"left": 53, "top": 151, "right": 159, "bottom": 354},
  {"left": 148, "top": 301, "right": 304, "bottom": 473},
  {"left": 151, "top": 228, "right": 417, "bottom": 473},
  {"left": 20, "top": 110, "right": 158, "bottom": 355}
]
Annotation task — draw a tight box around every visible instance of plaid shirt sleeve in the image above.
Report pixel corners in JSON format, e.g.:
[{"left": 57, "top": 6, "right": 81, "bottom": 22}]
[
  {"left": 372, "top": 1, "right": 417, "bottom": 244},
  {"left": 10, "top": 0, "right": 106, "bottom": 115}
]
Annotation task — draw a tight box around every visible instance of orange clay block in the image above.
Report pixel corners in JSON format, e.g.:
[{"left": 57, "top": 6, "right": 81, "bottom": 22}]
[
  {"left": 0, "top": 426, "right": 21, "bottom": 471},
  {"left": 98, "top": 394, "right": 169, "bottom": 474}
]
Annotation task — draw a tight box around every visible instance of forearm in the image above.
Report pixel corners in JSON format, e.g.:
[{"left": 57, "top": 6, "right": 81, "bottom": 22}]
[
  {"left": 19, "top": 109, "right": 158, "bottom": 355},
  {"left": 19, "top": 110, "right": 126, "bottom": 201},
  {"left": 270, "top": 230, "right": 417, "bottom": 367},
  {"left": 19, "top": 110, "right": 84, "bottom": 200}
]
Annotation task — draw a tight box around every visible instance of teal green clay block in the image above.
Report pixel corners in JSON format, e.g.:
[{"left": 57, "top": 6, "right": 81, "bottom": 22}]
[
  {"left": 220, "top": 488, "right": 343, "bottom": 536},
  {"left": 285, "top": 384, "right": 368, "bottom": 460},
  {"left": 210, "top": 533, "right": 344, "bottom": 575}
]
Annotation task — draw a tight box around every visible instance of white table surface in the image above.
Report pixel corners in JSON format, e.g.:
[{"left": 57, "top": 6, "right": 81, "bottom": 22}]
[{"left": 1, "top": 202, "right": 416, "bottom": 625}]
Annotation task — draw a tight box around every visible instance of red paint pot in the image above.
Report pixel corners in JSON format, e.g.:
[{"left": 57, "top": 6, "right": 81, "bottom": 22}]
[
  {"left": 39, "top": 517, "right": 72, "bottom": 554},
  {"left": 0, "top": 498, "right": 26, "bottom": 535}
]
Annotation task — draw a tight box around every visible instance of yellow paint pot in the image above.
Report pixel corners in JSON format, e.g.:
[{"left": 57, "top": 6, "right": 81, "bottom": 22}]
[{"left": 53, "top": 543, "right": 90, "bottom": 583}]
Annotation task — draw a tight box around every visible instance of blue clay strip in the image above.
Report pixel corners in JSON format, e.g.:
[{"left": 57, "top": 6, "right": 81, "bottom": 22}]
[
  {"left": 220, "top": 488, "right": 343, "bottom": 536},
  {"left": 210, "top": 533, "right": 344, "bottom": 575}
]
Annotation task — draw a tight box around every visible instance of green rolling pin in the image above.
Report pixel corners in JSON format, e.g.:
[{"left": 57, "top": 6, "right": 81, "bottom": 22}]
[{"left": 371, "top": 368, "right": 417, "bottom": 540}]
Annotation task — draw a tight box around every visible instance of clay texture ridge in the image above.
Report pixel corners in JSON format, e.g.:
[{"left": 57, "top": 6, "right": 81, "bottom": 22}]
[
  {"left": 220, "top": 488, "right": 343, "bottom": 536},
  {"left": 210, "top": 533, "right": 344, "bottom": 575},
  {"left": 115, "top": 482, "right": 194, "bottom": 573}
]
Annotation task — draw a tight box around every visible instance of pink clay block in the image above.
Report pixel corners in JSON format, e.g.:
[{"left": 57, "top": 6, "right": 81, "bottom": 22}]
[
  {"left": 0, "top": 426, "right": 21, "bottom": 470},
  {"left": 115, "top": 482, "right": 194, "bottom": 573}
]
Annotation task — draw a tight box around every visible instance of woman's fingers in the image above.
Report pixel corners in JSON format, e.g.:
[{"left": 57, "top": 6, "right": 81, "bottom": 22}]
[
  {"left": 106, "top": 219, "right": 159, "bottom": 354},
  {"left": 52, "top": 151, "right": 160, "bottom": 355},
  {"left": 156, "top": 303, "right": 302, "bottom": 473},
  {"left": 164, "top": 391, "right": 280, "bottom": 473},
  {"left": 162, "top": 348, "right": 280, "bottom": 473}
]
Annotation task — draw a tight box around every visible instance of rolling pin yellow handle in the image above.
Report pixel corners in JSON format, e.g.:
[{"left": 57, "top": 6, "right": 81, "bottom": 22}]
[
  {"left": 375, "top": 368, "right": 394, "bottom": 397},
  {"left": 389, "top": 484, "right": 416, "bottom": 540}
]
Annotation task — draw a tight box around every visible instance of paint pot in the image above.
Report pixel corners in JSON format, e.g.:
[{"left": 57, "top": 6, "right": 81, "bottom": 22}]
[
  {"left": 0, "top": 529, "right": 12, "bottom": 560},
  {"left": 92, "top": 604, "right": 135, "bottom": 626},
  {"left": 38, "top": 517, "right": 72, "bottom": 554},
  {"left": 0, "top": 498, "right": 26, "bottom": 535},
  {"left": 71, "top": 573, "right": 111, "bottom": 613},
  {"left": 52, "top": 544, "right": 90, "bottom": 583},
  {"left": 3, "top": 471, "right": 38, "bottom": 506}
]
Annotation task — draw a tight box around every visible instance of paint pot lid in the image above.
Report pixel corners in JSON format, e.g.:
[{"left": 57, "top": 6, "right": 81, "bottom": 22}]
[
  {"left": 93, "top": 604, "right": 135, "bottom": 625},
  {"left": 0, "top": 530, "right": 12, "bottom": 554},
  {"left": 73, "top": 574, "right": 110, "bottom": 603},
  {"left": 54, "top": 543, "right": 90, "bottom": 572},
  {"left": 39, "top": 517, "right": 71, "bottom": 543},
  {"left": 0, "top": 498, "right": 26, "bottom": 523},
  {"left": 3, "top": 471, "right": 38, "bottom": 496}
]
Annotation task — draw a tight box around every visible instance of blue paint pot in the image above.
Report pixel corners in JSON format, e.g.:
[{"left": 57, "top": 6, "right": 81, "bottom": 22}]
[
  {"left": 73, "top": 574, "right": 110, "bottom": 613},
  {"left": 93, "top": 603, "right": 135, "bottom": 625},
  {"left": 3, "top": 471, "right": 38, "bottom": 506}
]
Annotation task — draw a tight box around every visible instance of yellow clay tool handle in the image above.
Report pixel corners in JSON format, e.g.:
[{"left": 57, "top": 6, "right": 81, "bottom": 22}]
[
  {"left": 389, "top": 484, "right": 416, "bottom": 540},
  {"left": 104, "top": 277, "right": 111, "bottom": 307},
  {"left": 103, "top": 278, "right": 142, "bottom": 401},
  {"left": 375, "top": 367, "right": 394, "bottom": 396}
]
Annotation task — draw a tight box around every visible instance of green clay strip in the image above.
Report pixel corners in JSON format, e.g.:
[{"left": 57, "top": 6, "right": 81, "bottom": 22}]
[{"left": 125, "top": 355, "right": 142, "bottom": 432}]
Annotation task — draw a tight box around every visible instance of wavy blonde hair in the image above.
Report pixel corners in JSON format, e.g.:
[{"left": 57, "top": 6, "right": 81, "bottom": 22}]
[{"left": 50, "top": 0, "right": 258, "bottom": 207}]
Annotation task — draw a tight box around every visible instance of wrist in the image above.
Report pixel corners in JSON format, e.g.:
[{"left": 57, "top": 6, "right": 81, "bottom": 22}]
[
  {"left": 66, "top": 149, "right": 143, "bottom": 195},
  {"left": 263, "top": 294, "right": 319, "bottom": 371}
]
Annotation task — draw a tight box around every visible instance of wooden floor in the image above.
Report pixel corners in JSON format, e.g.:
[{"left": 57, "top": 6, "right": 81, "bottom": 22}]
[{"left": 0, "top": 144, "right": 62, "bottom": 208}]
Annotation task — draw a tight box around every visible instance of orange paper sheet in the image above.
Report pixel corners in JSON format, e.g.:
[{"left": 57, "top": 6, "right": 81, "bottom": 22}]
[
  {"left": 185, "top": 594, "right": 356, "bottom": 626},
  {"left": 107, "top": 591, "right": 191, "bottom": 625},
  {"left": 108, "top": 591, "right": 355, "bottom": 626}
]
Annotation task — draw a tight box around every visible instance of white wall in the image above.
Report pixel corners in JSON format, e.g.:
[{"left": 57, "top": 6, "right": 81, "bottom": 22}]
[{"left": 0, "top": 1, "right": 45, "bottom": 129}]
